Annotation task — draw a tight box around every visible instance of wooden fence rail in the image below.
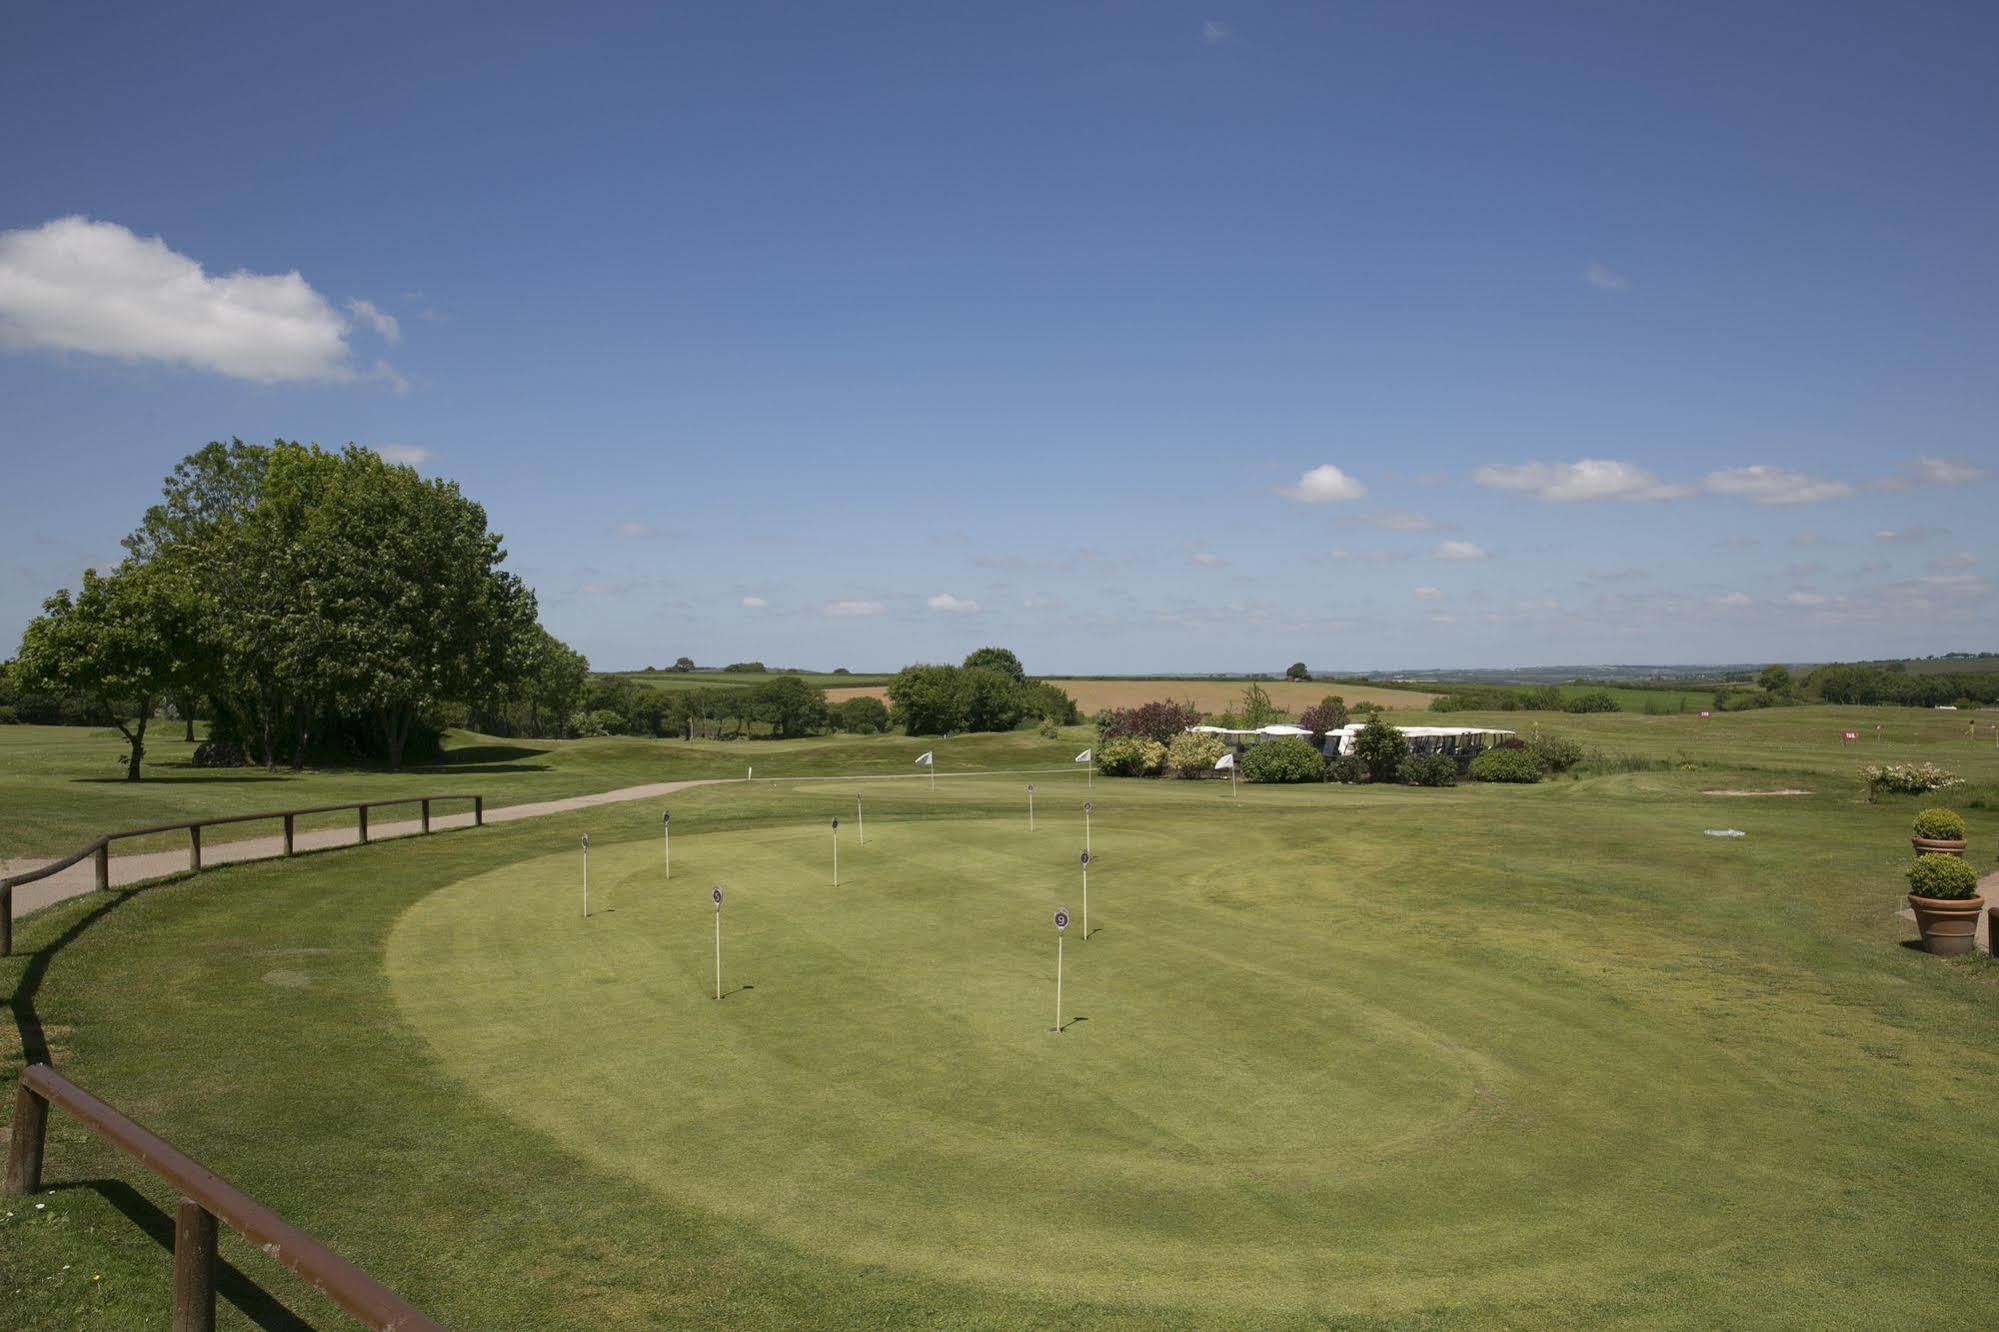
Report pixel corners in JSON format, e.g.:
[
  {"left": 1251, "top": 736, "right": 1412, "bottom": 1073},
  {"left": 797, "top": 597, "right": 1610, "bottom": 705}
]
[
  {"left": 0, "top": 794, "right": 482, "bottom": 957},
  {"left": 7, "top": 1063, "right": 447, "bottom": 1331}
]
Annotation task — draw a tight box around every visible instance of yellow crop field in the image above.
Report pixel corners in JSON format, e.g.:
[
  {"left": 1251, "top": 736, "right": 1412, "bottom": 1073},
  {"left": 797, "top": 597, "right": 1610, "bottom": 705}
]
[{"left": 825, "top": 678, "right": 1435, "bottom": 714}]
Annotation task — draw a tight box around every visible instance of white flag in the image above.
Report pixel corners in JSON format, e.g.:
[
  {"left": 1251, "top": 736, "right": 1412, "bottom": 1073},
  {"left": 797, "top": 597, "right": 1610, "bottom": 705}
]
[
  {"left": 1074, "top": 748, "right": 1092, "bottom": 764},
  {"left": 915, "top": 751, "right": 934, "bottom": 766},
  {"left": 1214, "top": 752, "right": 1235, "bottom": 770}
]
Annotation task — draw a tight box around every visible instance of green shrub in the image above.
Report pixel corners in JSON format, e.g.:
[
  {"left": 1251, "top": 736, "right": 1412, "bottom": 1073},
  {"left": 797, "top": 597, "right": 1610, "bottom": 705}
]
[
  {"left": 1098, "top": 735, "right": 1166, "bottom": 777},
  {"left": 1912, "top": 807, "right": 1967, "bottom": 841},
  {"left": 0, "top": 705, "right": 16, "bottom": 725},
  {"left": 1906, "top": 853, "right": 1980, "bottom": 900},
  {"left": 1351, "top": 716, "right": 1409, "bottom": 783},
  {"left": 1563, "top": 690, "right": 1620, "bottom": 714},
  {"left": 1240, "top": 737, "right": 1324, "bottom": 783},
  {"left": 1528, "top": 733, "right": 1583, "bottom": 772},
  {"left": 1165, "top": 730, "right": 1225, "bottom": 777},
  {"left": 1397, "top": 753, "right": 1457, "bottom": 786},
  {"left": 1327, "top": 755, "right": 1366, "bottom": 784},
  {"left": 1469, "top": 747, "right": 1545, "bottom": 784}
]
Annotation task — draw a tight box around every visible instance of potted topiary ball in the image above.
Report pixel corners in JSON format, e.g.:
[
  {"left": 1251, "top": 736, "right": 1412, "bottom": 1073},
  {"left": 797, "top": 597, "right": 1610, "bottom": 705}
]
[
  {"left": 1906, "top": 853, "right": 1984, "bottom": 956},
  {"left": 1910, "top": 807, "right": 1968, "bottom": 857}
]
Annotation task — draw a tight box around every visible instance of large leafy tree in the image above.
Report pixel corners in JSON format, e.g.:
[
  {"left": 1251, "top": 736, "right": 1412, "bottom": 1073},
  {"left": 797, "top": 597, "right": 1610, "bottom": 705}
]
[
  {"left": 16, "top": 563, "right": 195, "bottom": 780},
  {"left": 887, "top": 664, "right": 964, "bottom": 735},
  {"left": 961, "top": 646, "right": 1026, "bottom": 684},
  {"left": 750, "top": 675, "right": 828, "bottom": 738}
]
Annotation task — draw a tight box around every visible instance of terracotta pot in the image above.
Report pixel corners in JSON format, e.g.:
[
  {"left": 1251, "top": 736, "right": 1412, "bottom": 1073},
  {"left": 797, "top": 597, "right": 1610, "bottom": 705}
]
[
  {"left": 1908, "top": 893, "right": 1985, "bottom": 956},
  {"left": 1911, "top": 837, "right": 1967, "bottom": 857}
]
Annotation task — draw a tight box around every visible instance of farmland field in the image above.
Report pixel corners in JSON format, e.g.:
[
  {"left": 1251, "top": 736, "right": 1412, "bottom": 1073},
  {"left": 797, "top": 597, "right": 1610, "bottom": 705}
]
[
  {"left": 827, "top": 676, "right": 1439, "bottom": 715},
  {"left": 5, "top": 706, "right": 1997, "bottom": 1327}
]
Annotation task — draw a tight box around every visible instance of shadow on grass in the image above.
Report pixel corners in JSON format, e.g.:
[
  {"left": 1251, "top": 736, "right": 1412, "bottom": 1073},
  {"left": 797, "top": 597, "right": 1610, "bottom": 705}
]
[
  {"left": 76, "top": 774, "right": 297, "bottom": 786},
  {"left": 51, "top": 1179, "right": 311, "bottom": 1330}
]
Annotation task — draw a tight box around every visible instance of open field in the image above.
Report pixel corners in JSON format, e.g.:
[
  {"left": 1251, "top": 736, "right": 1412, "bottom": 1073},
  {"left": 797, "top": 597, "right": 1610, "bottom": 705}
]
[
  {"left": 621, "top": 670, "right": 895, "bottom": 692},
  {"left": 826, "top": 677, "right": 1439, "bottom": 715},
  {"left": 4, "top": 708, "right": 1998, "bottom": 1327},
  {"left": 0, "top": 724, "right": 1082, "bottom": 862}
]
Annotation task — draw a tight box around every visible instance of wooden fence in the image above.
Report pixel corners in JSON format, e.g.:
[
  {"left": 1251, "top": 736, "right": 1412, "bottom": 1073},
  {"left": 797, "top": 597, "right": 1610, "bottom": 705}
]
[
  {"left": 0, "top": 794, "right": 482, "bottom": 957},
  {"left": 7, "top": 1063, "right": 446, "bottom": 1330}
]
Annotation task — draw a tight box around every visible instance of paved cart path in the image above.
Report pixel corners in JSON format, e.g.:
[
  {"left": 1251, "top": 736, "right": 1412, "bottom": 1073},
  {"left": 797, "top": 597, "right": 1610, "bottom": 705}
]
[{"left": 4, "top": 779, "right": 733, "bottom": 923}]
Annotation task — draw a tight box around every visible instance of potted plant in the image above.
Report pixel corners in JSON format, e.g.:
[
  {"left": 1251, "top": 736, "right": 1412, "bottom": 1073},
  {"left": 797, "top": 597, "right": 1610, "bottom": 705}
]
[
  {"left": 1911, "top": 807, "right": 1968, "bottom": 857},
  {"left": 1906, "top": 853, "right": 1984, "bottom": 956}
]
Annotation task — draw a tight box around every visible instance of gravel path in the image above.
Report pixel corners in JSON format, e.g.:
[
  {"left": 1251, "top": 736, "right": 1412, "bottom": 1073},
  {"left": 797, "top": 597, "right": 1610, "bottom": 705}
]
[{"left": 4, "top": 779, "right": 733, "bottom": 923}]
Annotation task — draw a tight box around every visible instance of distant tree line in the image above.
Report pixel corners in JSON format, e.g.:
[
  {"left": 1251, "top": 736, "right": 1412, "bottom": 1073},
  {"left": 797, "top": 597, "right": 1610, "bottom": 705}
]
[
  {"left": 9, "top": 441, "right": 539, "bottom": 778},
  {"left": 885, "top": 647, "right": 1079, "bottom": 736},
  {"left": 1803, "top": 662, "right": 1999, "bottom": 709}
]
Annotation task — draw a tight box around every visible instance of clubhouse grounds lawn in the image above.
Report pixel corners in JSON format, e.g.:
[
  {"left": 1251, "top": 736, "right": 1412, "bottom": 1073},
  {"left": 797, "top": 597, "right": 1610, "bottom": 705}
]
[{"left": 3, "top": 708, "right": 1998, "bottom": 1327}]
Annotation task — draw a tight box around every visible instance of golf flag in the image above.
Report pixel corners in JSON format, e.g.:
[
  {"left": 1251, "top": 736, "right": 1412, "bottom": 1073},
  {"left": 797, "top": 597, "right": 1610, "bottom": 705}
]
[
  {"left": 1214, "top": 752, "right": 1234, "bottom": 770},
  {"left": 1074, "top": 748, "right": 1092, "bottom": 764},
  {"left": 915, "top": 751, "right": 934, "bottom": 766}
]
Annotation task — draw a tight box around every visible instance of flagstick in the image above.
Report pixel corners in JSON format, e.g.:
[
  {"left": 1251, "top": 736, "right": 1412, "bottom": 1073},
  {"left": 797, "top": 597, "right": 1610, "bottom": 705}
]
[
  {"left": 1084, "top": 806, "right": 1092, "bottom": 858},
  {"left": 662, "top": 813, "right": 670, "bottom": 878},
  {"left": 581, "top": 834, "right": 590, "bottom": 918},
  {"left": 857, "top": 792, "right": 864, "bottom": 845},
  {"left": 714, "top": 893, "right": 723, "bottom": 1001},
  {"left": 1082, "top": 862, "right": 1089, "bottom": 941},
  {"left": 1028, "top": 785, "right": 1035, "bottom": 832},
  {"left": 833, "top": 825, "right": 840, "bottom": 887},
  {"left": 1055, "top": 931, "right": 1064, "bottom": 1032}
]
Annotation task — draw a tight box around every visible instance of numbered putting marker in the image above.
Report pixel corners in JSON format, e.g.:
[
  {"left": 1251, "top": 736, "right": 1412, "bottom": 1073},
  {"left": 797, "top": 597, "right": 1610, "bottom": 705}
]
[
  {"left": 712, "top": 887, "right": 723, "bottom": 907},
  {"left": 1080, "top": 850, "right": 1090, "bottom": 865},
  {"left": 831, "top": 816, "right": 840, "bottom": 830},
  {"left": 1027, "top": 783, "right": 1035, "bottom": 792},
  {"left": 1053, "top": 908, "right": 1069, "bottom": 932},
  {"left": 1083, "top": 801, "right": 1092, "bottom": 813},
  {"left": 662, "top": 811, "right": 669, "bottom": 824},
  {"left": 581, "top": 833, "right": 589, "bottom": 848}
]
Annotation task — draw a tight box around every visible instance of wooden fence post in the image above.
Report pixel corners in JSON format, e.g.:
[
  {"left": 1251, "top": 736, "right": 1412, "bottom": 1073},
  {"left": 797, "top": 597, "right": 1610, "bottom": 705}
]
[
  {"left": 95, "top": 844, "right": 110, "bottom": 892},
  {"left": 358, "top": 805, "right": 369, "bottom": 845},
  {"left": 4, "top": 1079, "right": 47, "bottom": 1196},
  {"left": 282, "top": 814, "right": 295, "bottom": 857},
  {"left": 421, "top": 799, "right": 431, "bottom": 834},
  {"left": 474, "top": 795, "right": 484, "bottom": 827},
  {"left": 188, "top": 826, "right": 202, "bottom": 872},
  {"left": 172, "top": 1196, "right": 217, "bottom": 1332}
]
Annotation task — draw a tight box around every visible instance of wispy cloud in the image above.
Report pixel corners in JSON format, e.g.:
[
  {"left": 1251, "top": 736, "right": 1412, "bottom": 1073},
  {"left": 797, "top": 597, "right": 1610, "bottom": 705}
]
[
  {"left": 1583, "top": 262, "right": 1628, "bottom": 291},
  {"left": 1346, "top": 507, "right": 1436, "bottom": 531},
  {"left": 375, "top": 444, "right": 431, "bottom": 467},
  {"left": 1882, "top": 455, "right": 1992, "bottom": 489},
  {"left": 1875, "top": 526, "right": 1944, "bottom": 544},
  {"left": 1476, "top": 458, "right": 1691, "bottom": 502},
  {"left": 1278, "top": 463, "right": 1367, "bottom": 502},
  {"left": 1930, "top": 551, "right": 1979, "bottom": 571},
  {"left": 826, "top": 599, "right": 886, "bottom": 617},
  {"left": 1189, "top": 550, "right": 1222, "bottom": 567},
  {"left": 1432, "top": 540, "right": 1487, "bottom": 561},
  {"left": 346, "top": 298, "right": 401, "bottom": 345},
  {"left": 1702, "top": 465, "right": 1854, "bottom": 506},
  {"left": 0, "top": 215, "right": 371, "bottom": 384},
  {"left": 1325, "top": 548, "right": 1408, "bottom": 563},
  {"left": 1413, "top": 586, "right": 1445, "bottom": 602},
  {"left": 740, "top": 595, "right": 767, "bottom": 609},
  {"left": 927, "top": 592, "right": 979, "bottom": 613},
  {"left": 1712, "top": 592, "right": 1754, "bottom": 607},
  {"left": 614, "top": 521, "right": 662, "bottom": 538},
  {"left": 1202, "top": 20, "right": 1231, "bottom": 43}
]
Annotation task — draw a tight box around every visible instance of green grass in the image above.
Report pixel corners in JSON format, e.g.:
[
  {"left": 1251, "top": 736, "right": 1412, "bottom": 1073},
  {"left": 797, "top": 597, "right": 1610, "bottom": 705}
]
[
  {"left": 0, "top": 724, "right": 1085, "bottom": 861},
  {"left": 4, "top": 710, "right": 1998, "bottom": 1326}
]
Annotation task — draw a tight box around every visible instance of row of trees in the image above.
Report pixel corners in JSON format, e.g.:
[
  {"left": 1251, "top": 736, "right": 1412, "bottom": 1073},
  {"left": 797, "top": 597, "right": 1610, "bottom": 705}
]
[
  {"left": 12, "top": 441, "right": 541, "bottom": 778},
  {"left": 1803, "top": 663, "right": 1999, "bottom": 709},
  {"left": 884, "top": 648, "right": 1078, "bottom": 736}
]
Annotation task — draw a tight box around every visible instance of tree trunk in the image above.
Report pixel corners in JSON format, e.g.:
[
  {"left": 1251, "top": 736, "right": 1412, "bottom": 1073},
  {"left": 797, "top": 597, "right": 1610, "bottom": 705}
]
[
  {"left": 111, "top": 697, "right": 151, "bottom": 781},
  {"left": 259, "top": 696, "right": 278, "bottom": 775},
  {"left": 291, "top": 712, "right": 310, "bottom": 771}
]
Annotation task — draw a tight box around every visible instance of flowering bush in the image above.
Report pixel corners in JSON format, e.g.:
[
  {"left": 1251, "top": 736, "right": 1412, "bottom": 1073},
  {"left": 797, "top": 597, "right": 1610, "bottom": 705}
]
[
  {"left": 1098, "top": 735, "right": 1167, "bottom": 776},
  {"left": 1098, "top": 699, "right": 1202, "bottom": 745},
  {"left": 1863, "top": 762, "right": 1961, "bottom": 799},
  {"left": 1165, "top": 730, "right": 1225, "bottom": 777}
]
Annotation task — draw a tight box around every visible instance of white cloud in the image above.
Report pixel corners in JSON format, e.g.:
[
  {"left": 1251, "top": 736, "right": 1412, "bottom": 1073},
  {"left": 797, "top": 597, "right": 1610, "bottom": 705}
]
[
  {"left": 1413, "top": 586, "right": 1445, "bottom": 602},
  {"left": 1711, "top": 592, "right": 1754, "bottom": 607},
  {"left": 826, "top": 599, "right": 886, "bottom": 617},
  {"left": 1278, "top": 463, "right": 1367, "bottom": 502},
  {"left": 1702, "top": 465, "right": 1854, "bottom": 506},
  {"left": 1875, "top": 526, "right": 1943, "bottom": 544},
  {"left": 1432, "top": 540, "right": 1487, "bottom": 561},
  {"left": 375, "top": 444, "right": 431, "bottom": 467},
  {"left": 346, "top": 298, "right": 400, "bottom": 345},
  {"left": 1889, "top": 456, "right": 1992, "bottom": 488},
  {"left": 1348, "top": 508, "right": 1436, "bottom": 531},
  {"left": 0, "top": 216, "right": 370, "bottom": 384},
  {"left": 1930, "top": 551, "right": 1979, "bottom": 571},
  {"left": 740, "top": 595, "right": 767, "bottom": 609},
  {"left": 1475, "top": 458, "right": 1692, "bottom": 502},
  {"left": 1189, "top": 550, "right": 1221, "bottom": 567},
  {"left": 1202, "top": 20, "right": 1231, "bottom": 43},
  {"left": 927, "top": 593, "right": 980, "bottom": 613},
  {"left": 1787, "top": 590, "right": 1836, "bottom": 606},
  {"left": 1583, "top": 262, "right": 1628, "bottom": 291}
]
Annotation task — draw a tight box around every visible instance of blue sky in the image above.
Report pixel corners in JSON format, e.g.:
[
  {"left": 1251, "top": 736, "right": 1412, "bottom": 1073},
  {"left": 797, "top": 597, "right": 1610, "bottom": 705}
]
[{"left": 2, "top": 2, "right": 1993, "bottom": 674}]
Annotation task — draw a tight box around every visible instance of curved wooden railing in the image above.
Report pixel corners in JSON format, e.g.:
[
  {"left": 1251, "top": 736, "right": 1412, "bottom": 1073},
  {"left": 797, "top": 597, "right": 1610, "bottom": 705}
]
[
  {"left": 1, "top": 794, "right": 482, "bottom": 956},
  {"left": 7, "top": 1064, "right": 446, "bottom": 1330}
]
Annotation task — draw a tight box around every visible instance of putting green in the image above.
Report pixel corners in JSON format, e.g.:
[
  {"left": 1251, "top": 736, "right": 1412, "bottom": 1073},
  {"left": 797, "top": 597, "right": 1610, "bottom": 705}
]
[{"left": 384, "top": 778, "right": 1858, "bottom": 1314}]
